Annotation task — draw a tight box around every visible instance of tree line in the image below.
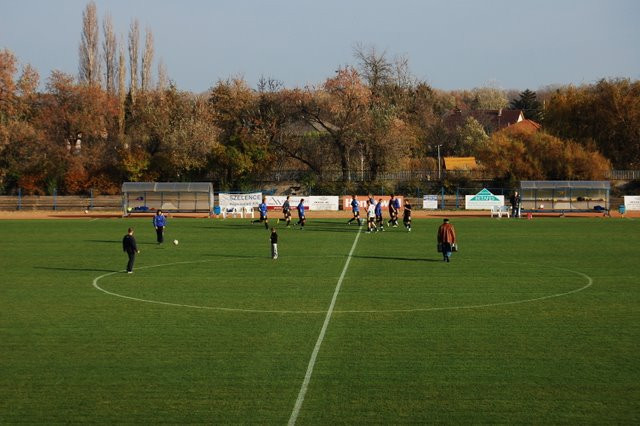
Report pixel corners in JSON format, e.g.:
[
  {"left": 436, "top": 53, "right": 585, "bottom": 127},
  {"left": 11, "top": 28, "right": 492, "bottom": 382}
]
[{"left": 1, "top": 4, "right": 638, "bottom": 195}]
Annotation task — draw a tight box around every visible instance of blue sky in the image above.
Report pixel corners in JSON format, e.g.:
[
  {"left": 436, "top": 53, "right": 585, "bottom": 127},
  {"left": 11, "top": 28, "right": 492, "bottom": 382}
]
[{"left": 1, "top": 0, "right": 639, "bottom": 93}]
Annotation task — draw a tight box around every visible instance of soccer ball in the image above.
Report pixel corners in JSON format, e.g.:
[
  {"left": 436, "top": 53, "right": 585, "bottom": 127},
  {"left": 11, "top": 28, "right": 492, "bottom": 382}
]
[
  {"left": 173, "top": 239, "right": 179, "bottom": 245},
  {"left": 84, "top": 209, "right": 89, "bottom": 214},
  {"left": 539, "top": 204, "right": 544, "bottom": 209}
]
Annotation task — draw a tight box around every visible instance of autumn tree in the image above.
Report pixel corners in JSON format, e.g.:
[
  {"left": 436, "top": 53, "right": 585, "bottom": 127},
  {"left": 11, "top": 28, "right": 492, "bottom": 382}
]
[
  {"left": 102, "top": 13, "right": 117, "bottom": 94},
  {"left": 296, "top": 67, "right": 371, "bottom": 183},
  {"left": 78, "top": 1, "right": 101, "bottom": 86},
  {"left": 477, "top": 128, "right": 610, "bottom": 182},
  {"left": 141, "top": 28, "right": 154, "bottom": 92},
  {"left": 545, "top": 79, "right": 640, "bottom": 169},
  {"left": 128, "top": 19, "right": 140, "bottom": 101},
  {"left": 208, "top": 78, "right": 278, "bottom": 187}
]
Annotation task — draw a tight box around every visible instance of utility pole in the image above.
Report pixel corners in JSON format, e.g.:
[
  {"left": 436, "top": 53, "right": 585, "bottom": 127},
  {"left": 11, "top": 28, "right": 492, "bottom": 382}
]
[{"left": 437, "top": 144, "right": 442, "bottom": 180}]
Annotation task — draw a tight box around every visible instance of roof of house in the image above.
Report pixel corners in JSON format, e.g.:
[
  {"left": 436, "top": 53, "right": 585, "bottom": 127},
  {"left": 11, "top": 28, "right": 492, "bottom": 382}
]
[
  {"left": 502, "top": 118, "right": 542, "bottom": 134},
  {"left": 444, "top": 108, "right": 524, "bottom": 132},
  {"left": 443, "top": 157, "right": 478, "bottom": 170}
]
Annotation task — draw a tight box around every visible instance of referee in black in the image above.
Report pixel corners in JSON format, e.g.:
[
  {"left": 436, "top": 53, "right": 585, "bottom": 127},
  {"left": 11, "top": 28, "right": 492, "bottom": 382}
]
[{"left": 122, "top": 227, "right": 140, "bottom": 274}]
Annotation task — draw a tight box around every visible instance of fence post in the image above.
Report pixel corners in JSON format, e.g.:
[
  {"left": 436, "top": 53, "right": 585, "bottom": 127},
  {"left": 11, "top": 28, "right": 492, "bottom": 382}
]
[
  {"left": 53, "top": 188, "right": 57, "bottom": 211},
  {"left": 455, "top": 187, "right": 460, "bottom": 209},
  {"left": 17, "top": 188, "right": 22, "bottom": 210},
  {"left": 441, "top": 187, "right": 445, "bottom": 210},
  {"left": 90, "top": 189, "right": 94, "bottom": 210}
]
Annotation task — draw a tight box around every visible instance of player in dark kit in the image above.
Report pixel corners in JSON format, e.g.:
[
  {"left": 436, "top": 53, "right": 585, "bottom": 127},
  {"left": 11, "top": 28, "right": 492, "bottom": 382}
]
[
  {"left": 122, "top": 227, "right": 140, "bottom": 273},
  {"left": 152, "top": 210, "right": 167, "bottom": 243},
  {"left": 297, "top": 198, "right": 306, "bottom": 229},
  {"left": 388, "top": 194, "right": 399, "bottom": 227},
  {"left": 375, "top": 199, "right": 385, "bottom": 231},
  {"left": 403, "top": 199, "right": 412, "bottom": 232},
  {"left": 282, "top": 195, "right": 291, "bottom": 227},
  {"left": 253, "top": 197, "right": 269, "bottom": 229},
  {"left": 347, "top": 195, "right": 362, "bottom": 226}
]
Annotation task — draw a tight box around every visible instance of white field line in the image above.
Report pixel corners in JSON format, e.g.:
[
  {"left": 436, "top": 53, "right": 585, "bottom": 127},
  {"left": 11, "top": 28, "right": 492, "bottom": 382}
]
[
  {"left": 288, "top": 226, "right": 362, "bottom": 426},
  {"left": 93, "top": 261, "right": 593, "bottom": 315}
]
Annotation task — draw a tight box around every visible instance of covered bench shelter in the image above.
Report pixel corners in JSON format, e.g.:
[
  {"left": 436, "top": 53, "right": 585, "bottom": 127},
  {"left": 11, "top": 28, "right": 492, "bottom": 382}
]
[
  {"left": 122, "top": 182, "right": 214, "bottom": 215},
  {"left": 520, "top": 181, "right": 610, "bottom": 212}
]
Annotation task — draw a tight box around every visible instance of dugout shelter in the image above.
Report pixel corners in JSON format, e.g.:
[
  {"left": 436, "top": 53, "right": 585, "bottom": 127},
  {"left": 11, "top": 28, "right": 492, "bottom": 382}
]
[
  {"left": 122, "top": 182, "right": 214, "bottom": 215},
  {"left": 519, "top": 181, "right": 610, "bottom": 212}
]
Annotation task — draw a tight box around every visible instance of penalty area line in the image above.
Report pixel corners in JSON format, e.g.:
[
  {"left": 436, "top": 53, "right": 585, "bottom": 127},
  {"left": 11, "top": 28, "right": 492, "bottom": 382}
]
[{"left": 288, "top": 227, "right": 362, "bottom": 426}]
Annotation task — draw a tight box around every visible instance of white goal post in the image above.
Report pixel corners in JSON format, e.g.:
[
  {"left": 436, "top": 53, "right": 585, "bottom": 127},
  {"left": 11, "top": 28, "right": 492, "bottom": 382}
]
[{"left": 121, "top": 182, "right": 214, "bottom": 215}]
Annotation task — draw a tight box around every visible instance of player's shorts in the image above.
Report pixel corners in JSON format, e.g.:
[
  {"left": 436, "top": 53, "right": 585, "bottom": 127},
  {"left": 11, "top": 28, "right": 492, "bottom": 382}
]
[
  {"left": 260, "top": 213, "right": 267, "bottom": 221},
  {"left": 352, "top": 211, "right": 360, "bottom": 217},
  {"left": 283, "top": 209, "right": 291, "bottom": 218}
]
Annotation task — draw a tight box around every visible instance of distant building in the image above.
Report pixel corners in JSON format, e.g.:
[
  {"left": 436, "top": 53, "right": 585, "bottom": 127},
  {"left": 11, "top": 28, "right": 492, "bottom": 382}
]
[
  {"left": 499, "top": 118, "right": 542, "bottom": 135},
  {"left": 444, "top": 108, "right": 525, "bottom": 134},
  {"left": 443, "top": 157, "right": 478, "bottom": 171}
]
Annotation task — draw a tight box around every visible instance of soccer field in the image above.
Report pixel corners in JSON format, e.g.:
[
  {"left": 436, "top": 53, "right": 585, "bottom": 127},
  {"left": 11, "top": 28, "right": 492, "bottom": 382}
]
[{"left": 1, "top": 217, "right": 639, "bottom": 423}]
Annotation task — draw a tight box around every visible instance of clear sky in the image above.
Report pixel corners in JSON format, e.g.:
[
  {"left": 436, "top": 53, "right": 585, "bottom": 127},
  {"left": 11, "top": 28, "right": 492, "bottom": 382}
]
[{"left": 1, "top": 0, "right": 639, "bottom": 93}]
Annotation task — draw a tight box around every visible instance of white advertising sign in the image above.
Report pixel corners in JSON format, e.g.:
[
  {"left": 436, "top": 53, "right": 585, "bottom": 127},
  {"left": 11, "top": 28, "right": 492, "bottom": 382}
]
[
  {"left": 624, "top": 195, "right": 640, "bottom": 211},
  {"left": 423, "top": 195, "right": 438, "bottom": 209},
  {"left": 266, "top": 195, "right": 339, "bottom": 211},
  {"left": 465, "top": 188, "right": 505, "bottom": 210},
  {"left": 307, "top": 196, "right": 339, "bottom": 211},
  {"left": 218, "top": 192, "right": 262, "bottom": 208}
]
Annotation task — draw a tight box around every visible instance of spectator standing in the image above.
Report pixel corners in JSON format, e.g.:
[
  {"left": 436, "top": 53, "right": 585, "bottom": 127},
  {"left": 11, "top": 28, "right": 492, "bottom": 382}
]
[
  {"left": 437, "top": 218, "right": 457, "bottom": 263},
  {"left": 510, "top": 191, "right": 522, "bottom": 218}
]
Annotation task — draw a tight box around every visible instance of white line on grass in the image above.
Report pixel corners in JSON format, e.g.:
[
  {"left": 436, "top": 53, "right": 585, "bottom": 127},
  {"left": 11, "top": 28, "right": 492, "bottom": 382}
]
[
  {"left": 92, "top": 260, "right": 593, "bottom": 314},
  {"left": 288, "top": 226, "right": 362, "bottom": 426}
]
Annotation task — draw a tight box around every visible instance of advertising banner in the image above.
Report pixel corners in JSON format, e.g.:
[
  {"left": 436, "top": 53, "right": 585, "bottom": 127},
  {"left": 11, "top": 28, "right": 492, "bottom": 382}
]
[
  {"left": 465, "top": 188, "right": 504, "bottom": 210},
  {"left": 423, "top": 195, "right": 438, "bottom": 209},
  {"left": 624, "top": 195, "right": 640, "bottom": 211},
  {"left": 266, "top": 195, "right": 339, "bottom": 211},
  {"left": 218, "top": 192, "right": 262, "bottom": 208},
  {"left": 341, "top": 195, "right": 404, "bottom": 210}
]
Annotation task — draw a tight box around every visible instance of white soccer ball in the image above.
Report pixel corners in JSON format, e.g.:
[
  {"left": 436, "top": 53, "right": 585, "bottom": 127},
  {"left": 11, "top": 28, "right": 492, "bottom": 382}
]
[
  {"left": 84, "top": 209, "right": 89, "bottom": 214},
  {"left": 539, "top": 204, "right": 544, "bottom": 209},
  {"left": 173, "top": 239, "right": 179, "bottom": 245}
]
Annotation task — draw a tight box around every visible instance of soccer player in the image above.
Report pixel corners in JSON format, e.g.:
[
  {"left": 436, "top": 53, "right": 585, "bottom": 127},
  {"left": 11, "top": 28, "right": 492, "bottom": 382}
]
[
  {"left": 388, "top": 194, "right": 399, "bottom": 227},
  {"left": 347, "top": 195, "right": 362, "bottom": 226},
  {"left": 375, "top": 198, "right": 385, "bottom": 231},
  {"left": 122, "top": 227, "right": 140, "bottom": 274},
  {"left": 297, "top": 198, "right": 306, "bottom": 229},
  {"left": 282, "top": 195, "right": 291, "bottom": 227},
  {"left": 270, "top": 227, "right": 278, "bottom": 259},
  {"left": 403, "top": 198, "right": 412, "bottom": 232},
  {"left": 253, "top": 197, "right": 269, "bottom": 229},
  {"left": 366, "top": 200, "right": 377, "bottom": 233},
  {"left": 152, "top": 210, "right": 167, "bottom": 243}
]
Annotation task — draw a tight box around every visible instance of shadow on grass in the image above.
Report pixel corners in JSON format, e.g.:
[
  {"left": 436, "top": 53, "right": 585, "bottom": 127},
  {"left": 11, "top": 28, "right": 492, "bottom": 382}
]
[
  {"left": 85, "top": 239, "right": 156, "bottom": 245},
  {"left": 35, "top": 266, "right": 118, "bottom": 273},
  {"left": 203, "top": 253, "right": 265, "bottom": 259},
  {"left": 351, "top": 255, "right": 442, "bottom": 262}
]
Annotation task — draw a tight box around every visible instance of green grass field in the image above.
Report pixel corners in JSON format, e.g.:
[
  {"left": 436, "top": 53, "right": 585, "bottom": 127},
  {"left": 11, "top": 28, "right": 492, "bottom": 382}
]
[{"left": 1, "top": 216, "right": 639, "bottom": 424}]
